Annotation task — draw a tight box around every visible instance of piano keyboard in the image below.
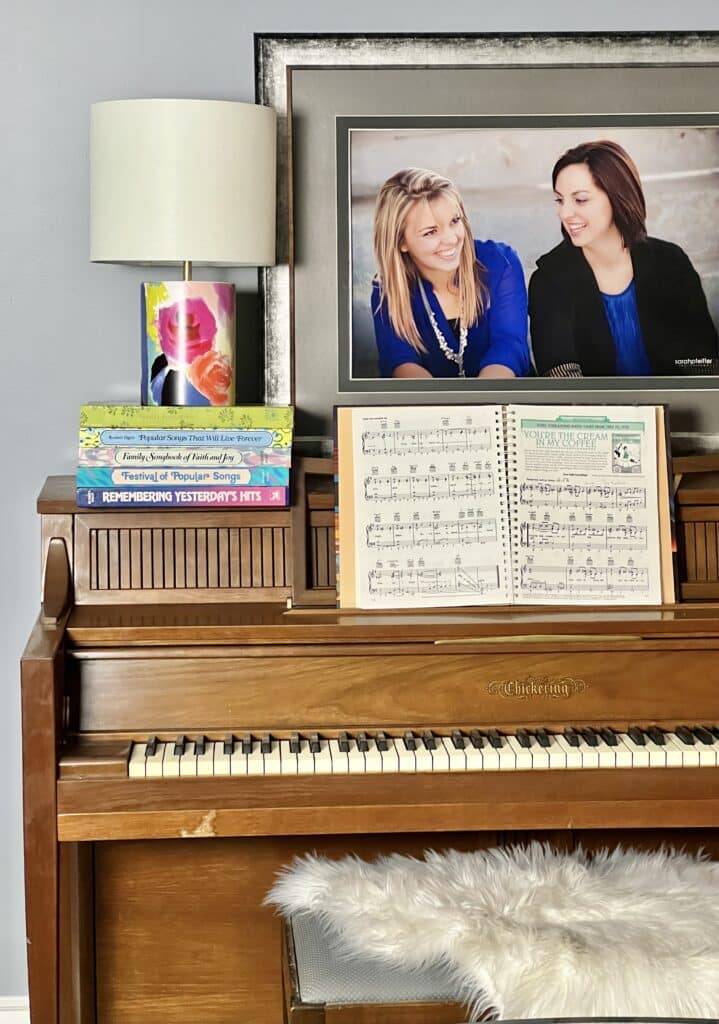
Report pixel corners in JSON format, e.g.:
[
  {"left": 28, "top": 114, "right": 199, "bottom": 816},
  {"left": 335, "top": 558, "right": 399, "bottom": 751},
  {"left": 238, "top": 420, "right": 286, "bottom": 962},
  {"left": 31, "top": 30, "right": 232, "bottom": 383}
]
[{"left": 128, "top": 726, "right": 719, "bottom": 778}]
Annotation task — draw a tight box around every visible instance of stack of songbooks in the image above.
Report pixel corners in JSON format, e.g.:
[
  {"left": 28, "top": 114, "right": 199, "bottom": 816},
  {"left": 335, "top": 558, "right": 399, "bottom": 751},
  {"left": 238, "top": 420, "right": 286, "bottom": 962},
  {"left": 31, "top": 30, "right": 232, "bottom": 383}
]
[{"left": 76, "top": 404, "right": 293, "bottom": 508}]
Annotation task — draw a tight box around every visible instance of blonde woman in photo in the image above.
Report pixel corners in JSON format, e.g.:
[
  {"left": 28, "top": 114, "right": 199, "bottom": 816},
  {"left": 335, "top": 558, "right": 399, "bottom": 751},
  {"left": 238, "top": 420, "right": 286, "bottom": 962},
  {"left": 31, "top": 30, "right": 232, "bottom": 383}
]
[{"left": 371, "top": 168, "right": 530, "bottom": 379}]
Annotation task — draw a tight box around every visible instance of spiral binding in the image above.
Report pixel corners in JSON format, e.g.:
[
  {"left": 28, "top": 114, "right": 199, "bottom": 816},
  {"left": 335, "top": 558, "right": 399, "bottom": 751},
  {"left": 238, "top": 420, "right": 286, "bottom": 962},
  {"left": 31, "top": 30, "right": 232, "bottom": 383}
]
[{"left": 501, "top": 406, "right": 521, "bottom": 604}]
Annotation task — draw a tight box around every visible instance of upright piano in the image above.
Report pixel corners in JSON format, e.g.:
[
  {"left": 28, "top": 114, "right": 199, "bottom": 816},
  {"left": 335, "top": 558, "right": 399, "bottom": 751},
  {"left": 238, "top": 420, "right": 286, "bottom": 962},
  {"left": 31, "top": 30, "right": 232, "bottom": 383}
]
[{"left": 22, "top": 467, "right": 719, "bottom": 1023}]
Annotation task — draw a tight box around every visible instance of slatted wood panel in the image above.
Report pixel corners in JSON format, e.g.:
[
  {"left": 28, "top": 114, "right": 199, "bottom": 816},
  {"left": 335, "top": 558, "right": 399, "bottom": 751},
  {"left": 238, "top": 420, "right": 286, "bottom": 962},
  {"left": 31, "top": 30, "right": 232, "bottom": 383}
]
[
  {"left": 310, "top": 520, "right": 336, "bottom": 589},
  {"left": 74, "top": 512, "right": 293, "bottom": 603}
]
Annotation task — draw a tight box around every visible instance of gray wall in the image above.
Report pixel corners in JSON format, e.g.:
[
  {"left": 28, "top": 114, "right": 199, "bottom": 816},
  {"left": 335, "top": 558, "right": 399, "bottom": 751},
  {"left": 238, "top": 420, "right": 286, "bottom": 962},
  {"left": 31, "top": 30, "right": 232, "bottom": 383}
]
[{"left": 3, "top": 0, "right": 718, "bottom": 997}]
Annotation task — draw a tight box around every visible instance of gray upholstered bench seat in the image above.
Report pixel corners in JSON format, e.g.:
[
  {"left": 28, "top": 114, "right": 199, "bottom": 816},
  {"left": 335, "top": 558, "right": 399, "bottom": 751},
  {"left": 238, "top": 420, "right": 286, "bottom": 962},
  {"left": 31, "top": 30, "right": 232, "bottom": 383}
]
[{"left": 283, "top": 913, "right": 467, "bottom": 1023}]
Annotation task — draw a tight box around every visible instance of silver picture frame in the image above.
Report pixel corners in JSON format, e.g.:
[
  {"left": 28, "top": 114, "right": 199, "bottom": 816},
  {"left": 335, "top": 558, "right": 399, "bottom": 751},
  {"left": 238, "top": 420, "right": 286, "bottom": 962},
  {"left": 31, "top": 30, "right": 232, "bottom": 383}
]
[{"left": 255, "top": 32, "right": 719, "bottom": 441}]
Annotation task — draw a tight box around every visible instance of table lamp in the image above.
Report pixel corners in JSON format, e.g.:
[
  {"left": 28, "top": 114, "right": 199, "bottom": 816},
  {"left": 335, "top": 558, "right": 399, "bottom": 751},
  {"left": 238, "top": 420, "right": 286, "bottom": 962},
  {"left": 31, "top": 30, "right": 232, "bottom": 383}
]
[{"left": 90, "top": 98, "right": 276, "bottom": 406}]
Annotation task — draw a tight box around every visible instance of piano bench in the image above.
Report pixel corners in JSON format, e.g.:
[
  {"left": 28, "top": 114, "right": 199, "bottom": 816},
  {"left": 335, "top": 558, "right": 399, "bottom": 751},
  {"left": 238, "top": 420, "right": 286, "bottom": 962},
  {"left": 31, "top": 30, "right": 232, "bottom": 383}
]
[{"left": 282, "top": 915, "right": 468, "bottom": 1024}]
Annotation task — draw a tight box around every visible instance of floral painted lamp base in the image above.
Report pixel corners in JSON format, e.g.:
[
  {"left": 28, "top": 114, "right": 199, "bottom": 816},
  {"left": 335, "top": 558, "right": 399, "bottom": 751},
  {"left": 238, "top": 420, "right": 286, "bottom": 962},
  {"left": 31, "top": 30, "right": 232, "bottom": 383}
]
[{"left": 141, "top": 282, "right": 235, "bottom": 406}]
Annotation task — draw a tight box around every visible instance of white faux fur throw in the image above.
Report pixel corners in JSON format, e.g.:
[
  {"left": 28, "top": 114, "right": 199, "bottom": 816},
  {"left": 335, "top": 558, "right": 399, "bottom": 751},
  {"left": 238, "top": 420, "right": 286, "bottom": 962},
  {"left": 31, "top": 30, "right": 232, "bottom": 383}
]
[{"left": 267, "top": 843, "right": 719, "bottom": 1019}]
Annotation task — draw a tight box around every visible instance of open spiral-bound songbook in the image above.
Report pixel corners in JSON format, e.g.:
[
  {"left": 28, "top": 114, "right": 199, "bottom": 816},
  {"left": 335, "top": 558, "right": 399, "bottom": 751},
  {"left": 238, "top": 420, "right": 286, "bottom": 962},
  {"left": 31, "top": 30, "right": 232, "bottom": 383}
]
[{"left": 336, "top": 404, "right": 674, "bottom": 609}]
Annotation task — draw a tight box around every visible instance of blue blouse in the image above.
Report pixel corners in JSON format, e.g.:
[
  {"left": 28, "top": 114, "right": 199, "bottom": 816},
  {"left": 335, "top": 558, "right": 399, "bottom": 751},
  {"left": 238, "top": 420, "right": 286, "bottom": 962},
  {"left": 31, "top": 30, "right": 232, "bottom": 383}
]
[
  {"left": 600, "top": 282, "right": 652, "bottom": 377},
  {"left": 371, "top": 240, "right": 530, "bottom": 378}
]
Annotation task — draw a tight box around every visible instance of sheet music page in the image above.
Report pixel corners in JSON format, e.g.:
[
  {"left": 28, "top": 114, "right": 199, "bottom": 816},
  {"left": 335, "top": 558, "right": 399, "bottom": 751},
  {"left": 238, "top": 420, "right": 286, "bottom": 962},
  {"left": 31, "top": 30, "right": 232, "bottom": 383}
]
[
  {"left": 339, "top": 405, "right": 510, "bottom": 609},
  {"left": 507, "top": 405, "right": 662, "bottom": 605}
]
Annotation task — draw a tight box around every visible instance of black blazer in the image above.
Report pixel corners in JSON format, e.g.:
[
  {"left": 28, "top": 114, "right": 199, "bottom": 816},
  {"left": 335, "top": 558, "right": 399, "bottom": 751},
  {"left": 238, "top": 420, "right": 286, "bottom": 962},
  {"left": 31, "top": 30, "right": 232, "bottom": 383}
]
[{"left": 528, "top": 237, "right": 719, "bottom": 376}]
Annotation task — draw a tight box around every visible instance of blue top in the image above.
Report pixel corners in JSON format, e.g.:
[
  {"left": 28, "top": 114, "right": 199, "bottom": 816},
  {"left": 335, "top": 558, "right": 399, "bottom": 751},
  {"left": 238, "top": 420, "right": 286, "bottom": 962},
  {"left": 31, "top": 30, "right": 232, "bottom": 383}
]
[
  {"left": 600, "top": 282, "right": 652, "bottom": 376},
  {"left": 371, "top": 239, "right": 530, "bottom": 378}
]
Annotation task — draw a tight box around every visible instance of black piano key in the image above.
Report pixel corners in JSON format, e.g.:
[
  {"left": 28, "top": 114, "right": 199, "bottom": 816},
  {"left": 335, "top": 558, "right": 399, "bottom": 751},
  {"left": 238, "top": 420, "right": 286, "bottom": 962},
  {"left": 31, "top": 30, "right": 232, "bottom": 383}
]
[
  {"left": 451, "top": 730, "right": 466, "bottom": 750},
  {"left": 711, "top": 726, "right": 719, "bottom": 740},
  {"left": 628, "top": 726, "right": 647, "bottom": 746},
  {"left": 646, "top": 726, "right": 666, "bottom": 746},
  {"left": 145, "top": 735, "right": 158, "bottom": 757},
  {"left": 375, "top": 731, "right": 389, "bottom": 752},
  {"left": 676, "top": 726, "right": 696, "bottom": 745},
  {"left": 564, "top": 727, "right": 581, "bottom": 747},
  {"left": 309, "top": 732, "right": 321, "bottom": 754},
  {"left": 260, "top": 734, "right": 272, "bottom": 755},
  {"left": 194, "top": 735, "right": 206, "bottom": 756},
  {"left": 173, "top": 735, "right": 186, "bottom": 757},
  {"left": 691, "top": 725, "right": 715, "bottom": 746},
  {"left": 599, "top": 727, "right": 619, "bottom": 747},
  {"left": 289, "top": 733, "right": 301, "bottom": 754},
  {"left": 356, "top": 731, "right": 369, "bottom": 753},
  {"left": 338, "top": 731, "right": 351, "bottom": 753},
  {"left": 422, "top": 730, "right": 436, "bottom": 750},
  {"left": 516, "top": 729, "right": 533, "bottom": 749},
  {"left": 403, "top": 731, "right": 417, "bottom": 751},
  {"left": 487, "top": 729, "right": 504, "bottom": 749},
  {"left": 241, "top": 734, "right": 253, "bottom": 755},
  {"left": 579, "top": 727, "right": 599, "bottom": 747},
  {"left": 535, "top": 729, "right": 552, "bottom": 748},
  {"left": 469, "top": 730, "right": 483, "bottom": 749},
  {"left": 223, "top": 734, "right": 234, "bottom": 756}
]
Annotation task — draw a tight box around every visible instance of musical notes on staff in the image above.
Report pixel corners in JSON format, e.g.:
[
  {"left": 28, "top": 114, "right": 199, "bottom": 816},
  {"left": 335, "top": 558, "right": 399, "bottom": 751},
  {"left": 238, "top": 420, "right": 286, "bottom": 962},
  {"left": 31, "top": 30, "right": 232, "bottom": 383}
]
[
  {"left": 368, "top": 564, "right": 500, "bottom": 598},
  {"left": 362, "top": 425, "right": 491, "bottom": 456},
  {"left": 520, "top": 564, "right": 650, "bottom": 594},
  {"left": 519, "top": 481, "right": 646, "bottom": 510},
  {"left": 520, "top": 522, "right": 648, "bottom": 551},
  {"left": 366, "top": 518, "right": 498, "bottom": 549},
  {"left": 365, "top": 472, "right": 494, "bottom": 501}
]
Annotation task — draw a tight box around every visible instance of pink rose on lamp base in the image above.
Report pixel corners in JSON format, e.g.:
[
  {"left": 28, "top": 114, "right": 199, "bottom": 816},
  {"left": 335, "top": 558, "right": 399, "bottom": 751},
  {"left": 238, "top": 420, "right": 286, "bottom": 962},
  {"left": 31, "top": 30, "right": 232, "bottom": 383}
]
[{"left": 141, "top": 281, "right": 236, "bottom": 406}]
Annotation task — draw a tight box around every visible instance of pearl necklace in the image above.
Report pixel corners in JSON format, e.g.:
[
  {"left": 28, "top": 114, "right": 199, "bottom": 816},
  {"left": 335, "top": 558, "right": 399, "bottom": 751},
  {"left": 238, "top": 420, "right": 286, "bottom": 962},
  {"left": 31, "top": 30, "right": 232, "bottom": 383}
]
[{"left": 418, "top": 279, "right": 467, "bottom": 377}]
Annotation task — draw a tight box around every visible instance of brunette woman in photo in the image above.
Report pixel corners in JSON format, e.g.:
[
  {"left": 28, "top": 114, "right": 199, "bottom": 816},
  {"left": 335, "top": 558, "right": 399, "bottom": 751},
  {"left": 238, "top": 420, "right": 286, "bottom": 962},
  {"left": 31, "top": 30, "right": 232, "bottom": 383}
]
[
  {"left": 371, "top": 168, "right": 530, "bottom": 379},
  {"left": 529, "top": 139, "right": 718, "bottom": 377}
]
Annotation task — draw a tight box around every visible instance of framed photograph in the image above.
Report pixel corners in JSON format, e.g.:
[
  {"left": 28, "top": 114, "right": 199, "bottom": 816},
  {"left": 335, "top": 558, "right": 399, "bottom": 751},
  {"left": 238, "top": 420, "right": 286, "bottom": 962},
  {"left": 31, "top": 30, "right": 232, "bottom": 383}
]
[{"left": 255, "top": 33, "right": 719, "bottom": 440}]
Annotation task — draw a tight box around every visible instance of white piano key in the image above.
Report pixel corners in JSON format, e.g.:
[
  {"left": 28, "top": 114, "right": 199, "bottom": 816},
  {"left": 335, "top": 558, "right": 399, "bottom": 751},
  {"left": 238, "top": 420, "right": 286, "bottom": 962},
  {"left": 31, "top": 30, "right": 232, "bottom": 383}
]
[
  {"left": 314, "top": 739, "right": 334, "bottom": 775},
  {"left": 575, "top": 737, "right": 600, "bottom": 769},
  {"left": 230, "top": 742, "right": 248, "bottom": 776},
  {"left": 179, "top": 744, "right": 198, "bottom": 777},
  {"left": 660, "top": 735, "right": 685, "bottom": 768},
  {"left": 593, "top": 738, "right": 617, "bottom": 769},
  {"left": 212, "top": 741, "right": 230, "bottom": 777},
  {"left": 414, "top": 742, "right": 434, "bottom": 773},
  {"left": 263, "top": 740, "right": 282, "bottom": 776},
  {"left": 128, "top": 743, "right": 147, "bottom": 778},
  {"left": 544, "top": 735, "right": 568, "bottom": 770},
  {"left": 525, "top": 736, "right": 551, "bottom": 770},
  {"left": 279, "top": 739, "right": 299, "bottom": 775},
  {"left": 620, "top": 735, "right": 651, "bottom": 768},
  {"left": 494, "top": 739, "right": 516, "bottom": 772},
  {"left": 296, "top": 741, "right": 316, "bottom": 775},
  {"left": 327, "top": 739, "right": 350, "bottom": 774},
  {"left": 429, "top": 738, "right": 450, "bottom": 772},
  {"left": 478, "top": 740, "right": 503, "bottom": 771},
  {"left": 196, "top": 744, "right": 214, "bottom": 777},
  {"left": 363, "top": 738, "right": 383, "bottom": 774},
  {"left": 553, "top": 735, "right": 584, "bottom": 769},
  {"left": 441, "top": 736, "right": 467, "bottom": 772},
  {"left": 162, "top": 743, "right": 181, "bottom": 778},
  {"left": 247, "top": 740, "right": 265, "bottom": 776},
  {"left": 379, "top": 739, "right": 399, "bottom": 773},
  {"left": 395, "top": 739, "right": 416, "bottom": 773},
  {"left": 346, "top": 738, "right": 366, "bottom": 775},
  {"left": 145, "top": 743, "right": 165, "bottom": 778},
  {"left": 464, "top": 741, "right": 486, "bottom": 771},
  {"left": 644, "top": 739, "right": 668, "bottom": 768},
  {"left": 669, "top": 733, "right": 701, "bottom": 767},
  {"left": 506, "top": 736, "right": 532, "bottom": 771},
  {"left": 612, "top": 737, "right": 635, "bottom": 769}
]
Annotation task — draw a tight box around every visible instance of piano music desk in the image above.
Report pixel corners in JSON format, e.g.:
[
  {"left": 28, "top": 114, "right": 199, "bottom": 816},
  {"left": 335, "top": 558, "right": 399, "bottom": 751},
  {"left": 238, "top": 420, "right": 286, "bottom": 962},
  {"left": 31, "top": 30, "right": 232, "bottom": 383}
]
[{"left": 21, "top": 471, "right": 719, "bottom": 1024}]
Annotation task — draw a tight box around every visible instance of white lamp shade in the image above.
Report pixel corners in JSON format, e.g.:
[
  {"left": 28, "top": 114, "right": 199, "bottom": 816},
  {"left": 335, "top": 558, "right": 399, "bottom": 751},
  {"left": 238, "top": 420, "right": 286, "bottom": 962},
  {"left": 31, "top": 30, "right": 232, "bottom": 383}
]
[{"left": 91, "top": 99, "right": 276, "bottom": 266}]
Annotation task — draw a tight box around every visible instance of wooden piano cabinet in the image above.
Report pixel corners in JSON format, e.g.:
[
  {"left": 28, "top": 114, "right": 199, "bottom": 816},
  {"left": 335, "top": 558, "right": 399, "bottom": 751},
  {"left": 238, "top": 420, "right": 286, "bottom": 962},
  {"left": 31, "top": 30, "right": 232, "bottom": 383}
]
[{"left": 21, "top": 471, "right": 719, "bottom": 1024}]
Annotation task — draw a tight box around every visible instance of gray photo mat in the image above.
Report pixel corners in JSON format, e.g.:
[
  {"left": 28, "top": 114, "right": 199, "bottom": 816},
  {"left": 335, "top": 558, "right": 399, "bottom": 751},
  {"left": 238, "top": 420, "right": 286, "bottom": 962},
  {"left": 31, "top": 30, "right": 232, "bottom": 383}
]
[{"left": 256, "top": 34, "right": 719, "bottom": 439}]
